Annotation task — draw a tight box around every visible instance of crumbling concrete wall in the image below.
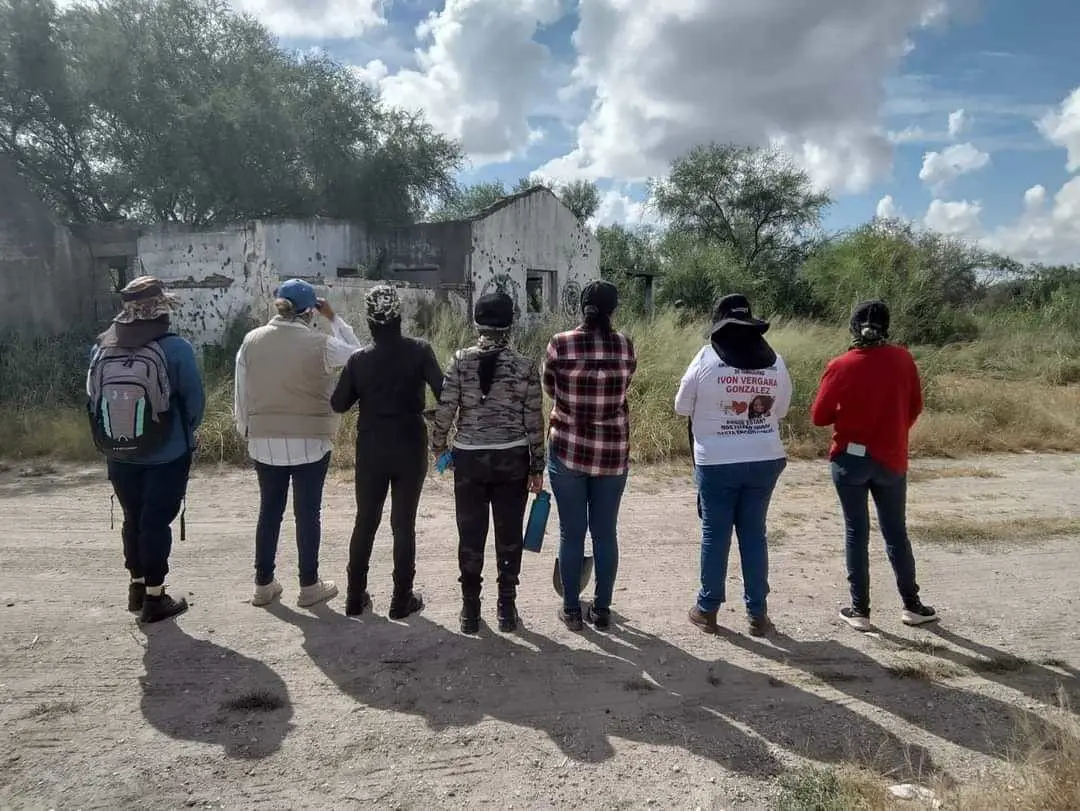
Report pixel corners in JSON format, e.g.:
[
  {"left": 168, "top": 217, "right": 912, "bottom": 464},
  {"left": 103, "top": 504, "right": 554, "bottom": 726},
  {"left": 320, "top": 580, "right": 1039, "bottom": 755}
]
[
  {"left": 469, "top": 188, "right": 599, "bottom": 321},
  {"left": 0, "top": 155, "right": 100, "bottom": 333},
  {"left": 136, "top": 224, "right": 264, "bottom": 347}
]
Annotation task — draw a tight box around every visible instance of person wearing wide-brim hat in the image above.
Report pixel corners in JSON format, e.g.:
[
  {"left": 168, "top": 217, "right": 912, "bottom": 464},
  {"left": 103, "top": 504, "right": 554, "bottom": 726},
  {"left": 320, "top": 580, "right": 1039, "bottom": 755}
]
[
  {"left": 87, "top": 275, "right": 205, "bottom": 623},
  {"left": 430, "top": 291, "right": 544, "bottom": 634},
  {"left": 675, "top": 293, "right": 792, "bottom": 637}
]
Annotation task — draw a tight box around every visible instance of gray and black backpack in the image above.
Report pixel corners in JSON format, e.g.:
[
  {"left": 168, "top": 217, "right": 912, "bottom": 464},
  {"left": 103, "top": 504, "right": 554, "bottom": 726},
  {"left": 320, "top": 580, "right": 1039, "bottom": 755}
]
[{"left": 87, "top": 339, "right": 173, "bottom": 460}]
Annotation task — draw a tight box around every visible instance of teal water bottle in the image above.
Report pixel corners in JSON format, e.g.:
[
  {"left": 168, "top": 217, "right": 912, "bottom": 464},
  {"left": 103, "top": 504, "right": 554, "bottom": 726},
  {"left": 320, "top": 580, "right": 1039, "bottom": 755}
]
[{"left": 523, "top": 491, "right": 550, "bottom": 553}]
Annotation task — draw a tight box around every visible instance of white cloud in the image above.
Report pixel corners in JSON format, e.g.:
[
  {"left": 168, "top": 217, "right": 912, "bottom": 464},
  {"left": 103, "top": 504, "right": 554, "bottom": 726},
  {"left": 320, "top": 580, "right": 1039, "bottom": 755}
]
[
  {"left": 588, "top": 189, "right": 661, "bottom": 229},
  {"left": 947, "top": 108, "right": 968, "bottom": 138},
  {"left": 232, "top": 0, "right": 384, "bottom": 38},
  {"left": 923, "top": 198, "right": 982, "bottom": 237},
  {"left": 348, "top": 59, "right": 389, "bottom": 87},
  {"left": 985, "top": 178, "right": 1080, "bottom": 264},
  {"left": 875, "top": 195, "right": 903, "bottom": 220},
  {"left": 888, "top": 125, "right": 929, "bottom": 144},
  {"left": 918, "top": 142, "right": 990, "bottom": 191},
  {"left": 1038, "top": 87, "right": 1080, "bottom": 171},
  {"left": 540, "top": 0, "right": 945, "bottom": 191},
  {"left": 376, "top": 0, "right": 564, "bottom": 166}
]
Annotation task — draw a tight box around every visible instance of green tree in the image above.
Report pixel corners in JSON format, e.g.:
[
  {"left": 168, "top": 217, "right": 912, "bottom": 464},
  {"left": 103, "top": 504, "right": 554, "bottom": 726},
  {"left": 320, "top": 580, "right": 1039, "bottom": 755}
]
[
  {"left": 596, "top": 223, "right": 660, "bottom": 314},
  {"left": 558, "top": 179, "right": 600, "bottom": 224},
  {"left": 0, "top": 0, "right": 462, "bottom": 227},
  {"left": 803, "top": 219, "right": 988, "bottom": 345},
  {"left": 427, "top": 180, "right": 509, "bottom": 221}
]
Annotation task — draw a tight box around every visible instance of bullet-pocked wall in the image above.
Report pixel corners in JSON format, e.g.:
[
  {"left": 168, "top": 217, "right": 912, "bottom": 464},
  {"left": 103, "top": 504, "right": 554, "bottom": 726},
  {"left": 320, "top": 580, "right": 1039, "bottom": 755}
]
[{"left": 468, "top": 187, "right": 599, "bottom": 322}]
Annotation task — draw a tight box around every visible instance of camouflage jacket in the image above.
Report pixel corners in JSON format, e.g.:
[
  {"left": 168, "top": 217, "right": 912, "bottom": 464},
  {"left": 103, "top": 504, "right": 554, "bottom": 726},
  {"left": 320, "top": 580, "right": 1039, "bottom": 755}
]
[{"left": 431, "top": 344, "right": 545, "bottom": 474}]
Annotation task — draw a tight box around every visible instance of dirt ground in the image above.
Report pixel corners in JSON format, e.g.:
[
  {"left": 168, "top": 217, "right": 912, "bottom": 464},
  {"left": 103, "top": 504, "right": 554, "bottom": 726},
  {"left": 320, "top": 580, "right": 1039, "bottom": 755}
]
[{"left": 1, "top": 453, "right": 1079, "bottom": 810}]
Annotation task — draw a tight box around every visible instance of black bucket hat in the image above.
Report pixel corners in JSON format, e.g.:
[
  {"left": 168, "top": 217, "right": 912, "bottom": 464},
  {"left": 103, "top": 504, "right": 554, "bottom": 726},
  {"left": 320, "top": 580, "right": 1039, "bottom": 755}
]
[
  {"left": 474, "top": 291, "right": 515, "bottom": 330},
  {"left": 710, "top": 293, "right": 769, "bottom": 336}
]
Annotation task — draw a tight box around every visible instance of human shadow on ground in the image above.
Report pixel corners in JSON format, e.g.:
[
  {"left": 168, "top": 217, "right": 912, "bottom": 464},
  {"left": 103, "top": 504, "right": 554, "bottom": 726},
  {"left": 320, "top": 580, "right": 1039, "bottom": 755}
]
[
  {"left": 722, "top": 627, "right": 1063, "bottom": 760},
  {"left": 140, "top": 621, "right": 294, "bottom": 759},
  {"left": 267, "top": 603, "right": 936, "bottom": 781},
  {"left": 903, "top": 626, "right": 1080, "bottom": 709}
]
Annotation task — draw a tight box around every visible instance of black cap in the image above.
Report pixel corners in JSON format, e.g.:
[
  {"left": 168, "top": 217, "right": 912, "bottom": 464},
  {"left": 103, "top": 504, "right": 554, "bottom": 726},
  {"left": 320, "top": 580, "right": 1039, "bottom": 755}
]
[
  {"left": 710, "top": 294, "right": 768, "bottom": 336},
  {"left": 850, "top": 300, "right": 890, "bottom": 338},
  {"left": 581, "top": 279, "right": 619, "bottom": 317},
  {"left": 474, "top": 291, "right": 515, "bottom": 330}
]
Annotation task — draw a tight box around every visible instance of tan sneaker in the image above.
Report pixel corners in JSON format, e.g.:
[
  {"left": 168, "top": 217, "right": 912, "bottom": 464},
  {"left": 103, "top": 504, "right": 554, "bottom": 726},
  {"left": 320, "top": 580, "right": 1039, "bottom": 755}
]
[
  {"left": 297, "top": 580, "right": 339, "bottom": 608},
  {"left": 252, "top": 580, "right": 283, "bottom": 607}
]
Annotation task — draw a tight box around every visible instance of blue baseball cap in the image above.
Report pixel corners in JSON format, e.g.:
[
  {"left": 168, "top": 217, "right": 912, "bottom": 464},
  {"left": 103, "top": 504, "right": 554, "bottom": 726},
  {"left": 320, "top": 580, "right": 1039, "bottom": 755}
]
[{"left": 275, "top": 279, "right": 318, "bottom": 313}]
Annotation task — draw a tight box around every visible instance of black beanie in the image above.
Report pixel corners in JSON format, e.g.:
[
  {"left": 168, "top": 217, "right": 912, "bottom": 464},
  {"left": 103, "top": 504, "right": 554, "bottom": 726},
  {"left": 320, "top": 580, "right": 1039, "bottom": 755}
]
[{"left": 850, "top": 300, "right": 890, "bottom": 339}]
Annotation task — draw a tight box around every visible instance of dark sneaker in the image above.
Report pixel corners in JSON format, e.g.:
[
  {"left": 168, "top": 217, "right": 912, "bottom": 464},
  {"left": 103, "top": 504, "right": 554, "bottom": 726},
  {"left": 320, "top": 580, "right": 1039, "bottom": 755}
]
[
  {"left": 585, "top": 603, "right": 611, "bottom": 630},
  {"left": 559, "top": 607, "right": 583, "bottom": 631},
  {"left": 748, "top": 615, "right": 774, "bottom": 637},
  {"left": 496, "top": 600, "right": 518, "bottom": 633},
  {"left": 460, "top": 599, "right": 481, "bottom": 634},
  {"left": 139, "top": 592, "right": 188, "bottom": 624},
  {"left": 388, "top": 592, "right": 424, "bottom": 620},
  {"left": 688, "top": 606, "right": 718, "bottom": 634},
  {"left": 345, "top": 591, "right": 373, "bottom": 617},
  {"left": 902, "top": 602, "right": 939, "bottom": 626},
  {"left": 128, "top": 582, "right": 146, "bottom": 612},
  {"left": 840, "top": 607, "right": 872, "bottom": 632}
]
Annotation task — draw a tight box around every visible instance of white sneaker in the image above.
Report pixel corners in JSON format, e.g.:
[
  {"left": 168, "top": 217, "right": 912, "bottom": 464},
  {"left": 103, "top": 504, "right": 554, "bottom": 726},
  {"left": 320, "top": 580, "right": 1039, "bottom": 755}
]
[
  {"left": 252, "top": 580, "right": 283, "bottom": 607},
  {"left": 840, "top": 607, "right": 872, "bottom": 632},
  {"left": 901, "top": 602, "right": 939, "bottom": 626},
  {"left": 297, "top": 580, "right": 339, "bottom": 608}
]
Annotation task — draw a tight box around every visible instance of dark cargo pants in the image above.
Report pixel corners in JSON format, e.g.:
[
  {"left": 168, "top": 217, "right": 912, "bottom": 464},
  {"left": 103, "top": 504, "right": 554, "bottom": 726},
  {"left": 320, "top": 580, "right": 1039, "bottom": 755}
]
[{"left": 453, "top": 447, "right": 530, "bottom": 602}]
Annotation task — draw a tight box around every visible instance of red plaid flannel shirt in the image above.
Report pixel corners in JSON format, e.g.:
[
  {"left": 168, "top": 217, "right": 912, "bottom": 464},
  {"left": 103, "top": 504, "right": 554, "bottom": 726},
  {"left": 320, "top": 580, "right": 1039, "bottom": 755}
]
[{"left": 542, "top": 327, "right": 637, "bottom": 477}]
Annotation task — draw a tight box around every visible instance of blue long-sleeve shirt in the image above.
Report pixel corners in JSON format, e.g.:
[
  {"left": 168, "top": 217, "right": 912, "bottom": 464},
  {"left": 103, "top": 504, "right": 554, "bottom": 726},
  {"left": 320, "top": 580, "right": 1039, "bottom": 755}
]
[{"left": 87, "top": 335, "right": 205, "bottom": 465}]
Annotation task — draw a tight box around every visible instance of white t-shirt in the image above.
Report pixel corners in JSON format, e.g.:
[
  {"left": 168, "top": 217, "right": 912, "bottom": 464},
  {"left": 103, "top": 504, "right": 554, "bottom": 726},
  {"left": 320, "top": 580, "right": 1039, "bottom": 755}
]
[{"left": 673, "top": 344, "right": 793, "bottom": 466}]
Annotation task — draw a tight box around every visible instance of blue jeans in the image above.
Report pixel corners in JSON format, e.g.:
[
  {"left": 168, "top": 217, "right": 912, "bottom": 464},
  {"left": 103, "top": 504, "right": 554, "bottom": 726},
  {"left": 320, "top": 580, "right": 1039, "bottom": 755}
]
[
  {"left": 254, "top": 453, "right": 331, "bottom": 587},
  {"left": 695, "top": 458, "right": 786, "bottom": 617},
  {"left": 108, "top": 452, "right": 192, "bottom": 588},
  {"left": 548, "top": 455, "right": 627, "bottom": 612},
  {"left": 831, "top": 453, "right": 919, "bottom": 613}
]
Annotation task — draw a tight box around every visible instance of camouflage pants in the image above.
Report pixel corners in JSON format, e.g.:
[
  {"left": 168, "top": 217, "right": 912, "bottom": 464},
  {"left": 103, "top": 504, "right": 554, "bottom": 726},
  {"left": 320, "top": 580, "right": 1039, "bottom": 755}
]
[{"left": 453, "top": 447, "right": 530, "bottom": 601}]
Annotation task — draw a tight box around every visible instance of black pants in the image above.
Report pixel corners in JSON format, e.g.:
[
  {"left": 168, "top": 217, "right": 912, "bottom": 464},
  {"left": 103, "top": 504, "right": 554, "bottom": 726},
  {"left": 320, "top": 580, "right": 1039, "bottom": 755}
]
[
  {"left": 347, "top": 430, "right": 427, "bottom": 598},
  {"left": 453, "top": 447, "right": 530, "bottom": 602},
  {"left": 107, "top": 453, "right": 192, "bottom": 588}
]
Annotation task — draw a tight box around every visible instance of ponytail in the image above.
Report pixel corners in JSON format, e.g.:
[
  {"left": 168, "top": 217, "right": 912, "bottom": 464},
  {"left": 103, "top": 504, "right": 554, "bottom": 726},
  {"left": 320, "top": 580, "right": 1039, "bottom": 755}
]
[{"left": 582, "top": 304, "right": 612, "bottom": 335}]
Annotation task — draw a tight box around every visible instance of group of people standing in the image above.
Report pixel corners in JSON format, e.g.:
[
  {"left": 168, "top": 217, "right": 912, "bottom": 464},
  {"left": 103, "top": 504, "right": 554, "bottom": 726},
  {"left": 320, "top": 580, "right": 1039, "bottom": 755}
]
[{"left": 88, "top": 272, "right": 937, "bottom": 636}]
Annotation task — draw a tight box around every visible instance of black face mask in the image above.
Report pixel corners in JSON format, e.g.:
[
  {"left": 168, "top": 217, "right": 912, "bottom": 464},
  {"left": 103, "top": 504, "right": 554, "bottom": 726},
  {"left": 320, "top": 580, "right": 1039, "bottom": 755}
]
[{"left": 710, "top": 325, "right": 777, "bottom": 371}]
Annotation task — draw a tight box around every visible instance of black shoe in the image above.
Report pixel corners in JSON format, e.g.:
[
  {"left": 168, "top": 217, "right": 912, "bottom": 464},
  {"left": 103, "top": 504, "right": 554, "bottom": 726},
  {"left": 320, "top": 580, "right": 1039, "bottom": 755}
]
[
  {"left": 128, "top": 582, "right": 146, "bottom": 612},
  {"left": 902, "top": 602, "right": 939, "bottom": 626},
  {"left": 747, "top": 614, "right": 775, "bottom": 637},
  {"left": 460, "top": 599, "right": 481, "bottom": 634},
  {"left": 585, "top": 603, "right": 610, "bottom": 630},
  {"left": 139, "top": 592, "right": 188, "bottom": 624},
  {"left": 345, "top": 591, "right": 373, "bottom": 617},
  {"left": 558, "top": 607, "right": 583, "bottom": 631},
  {"left": 497, "top": 599, "right": 518, "bottom": 633},
  {"left": 840, "top": 607, "right": 872, "bottom": 632},
  {"left": 388, "top": 592, "right": 424, "bottom": 620}
]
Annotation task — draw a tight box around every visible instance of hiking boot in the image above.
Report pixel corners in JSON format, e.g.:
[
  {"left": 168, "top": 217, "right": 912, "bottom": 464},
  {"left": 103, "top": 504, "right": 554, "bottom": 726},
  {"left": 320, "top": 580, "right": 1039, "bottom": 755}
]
[
  {"left": 585, "top": 603, "right": 611, "bottom": 630},
  {"left": 460, "top": 598, "right": 481, "bottom": 634},
  {"left": 140, "top": 592, "right": 188, "bottom": 624},
  {"left": 840, "top": 607, "right": 872, "bottom": 632},
  {"left": 559, "top": 607, "right": 584, "bottom": 631},
  {"left": 252, "top": 580, "right": 283, "bottom": 607},
  {"left": 902, "top": 602, "right": 939, "bottom": 627},
  {"left": 297, "top": 580, "right": 338, "bottom": 608},
  {"left": 497, "top": 599, "right": 519, "bottom": 633},
  {"left": 688, "top": 606, "right": 718, "bottom": 634},
  {"left": 388, "top": 592, "right": 424, "bottom": 620},
  {"left": 345, "top": 591, "right": 373, "bottom": 617},
  {"left": 128, "top": 582, "right": 146, "bottom": 612},
  {"left": 748, "top": 614, "right": 775, "bottom": 637}
]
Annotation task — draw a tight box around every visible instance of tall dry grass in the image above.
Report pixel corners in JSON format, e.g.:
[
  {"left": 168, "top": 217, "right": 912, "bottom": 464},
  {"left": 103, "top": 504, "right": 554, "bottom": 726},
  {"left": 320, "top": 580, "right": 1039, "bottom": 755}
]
[{"left": 1, "top": 309, "right": 1079, "bottom": 465}]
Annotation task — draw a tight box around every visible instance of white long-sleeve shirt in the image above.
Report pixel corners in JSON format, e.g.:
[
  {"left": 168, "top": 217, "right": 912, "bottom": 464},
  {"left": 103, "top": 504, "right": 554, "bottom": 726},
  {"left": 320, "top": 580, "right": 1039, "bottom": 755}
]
[
  {"left": 674, "top": 344, "right": 792, "bottom": 466},
  {"left": 234, "top": 316, "right": 363, "bottom": 466}
]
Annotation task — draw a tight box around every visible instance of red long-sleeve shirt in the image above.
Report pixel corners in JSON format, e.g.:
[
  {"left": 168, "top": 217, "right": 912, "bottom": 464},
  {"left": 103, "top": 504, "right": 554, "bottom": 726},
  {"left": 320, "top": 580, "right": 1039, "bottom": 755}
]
[{"left": 810, "top": 345, "right": 923, "bottom": 474}]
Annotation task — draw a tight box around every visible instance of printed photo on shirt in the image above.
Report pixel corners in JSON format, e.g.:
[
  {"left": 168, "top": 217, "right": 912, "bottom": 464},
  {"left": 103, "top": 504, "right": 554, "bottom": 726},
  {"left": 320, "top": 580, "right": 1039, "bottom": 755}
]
[{"left": 748, "top": 395, "right": 775, "bottom": 420}]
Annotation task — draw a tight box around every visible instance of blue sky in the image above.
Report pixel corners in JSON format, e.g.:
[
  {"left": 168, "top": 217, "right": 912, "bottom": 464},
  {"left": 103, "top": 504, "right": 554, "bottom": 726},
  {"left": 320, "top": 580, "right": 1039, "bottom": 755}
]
[{"left": 270, "top": 0, "right": 1080, "bottom": 264}]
